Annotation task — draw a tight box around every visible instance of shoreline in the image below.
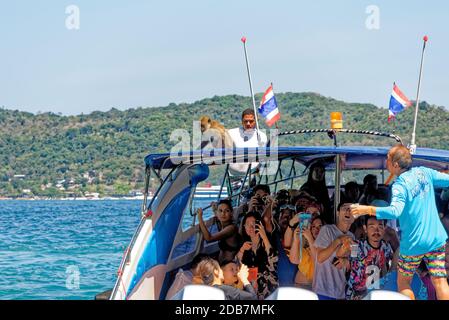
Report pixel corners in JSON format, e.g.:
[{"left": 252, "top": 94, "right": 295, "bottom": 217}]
[
  {"left": 0, "top": 195, "right": 225, "bottom": 201},
  {"left": 0, "top": 197, "right": 146, "bottom": 201}
]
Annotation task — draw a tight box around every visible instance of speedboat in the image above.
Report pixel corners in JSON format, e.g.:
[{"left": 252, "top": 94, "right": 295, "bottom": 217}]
[{"left": 106, "top": 127, "right": 449, "bottom": 300}]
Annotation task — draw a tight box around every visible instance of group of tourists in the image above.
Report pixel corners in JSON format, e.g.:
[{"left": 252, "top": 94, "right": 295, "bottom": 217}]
[{"left": 166, "top": 110, "right": 449, "bottom": 300}]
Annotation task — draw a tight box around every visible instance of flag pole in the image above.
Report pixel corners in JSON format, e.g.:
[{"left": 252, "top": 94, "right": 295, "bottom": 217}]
[
  {"left": 241, "top": 36, "right": 261, "bottom": 140},
  {"left": 409, "top": 35, "right": 429, "bottom": 154}
]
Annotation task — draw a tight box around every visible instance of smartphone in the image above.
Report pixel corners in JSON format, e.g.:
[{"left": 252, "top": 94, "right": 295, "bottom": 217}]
[
  {"left": 298, "top": 213, "right": 312, "bottom": 229},
  {"left": 332, "top": 256, "right": 339, "bottom": 265}
]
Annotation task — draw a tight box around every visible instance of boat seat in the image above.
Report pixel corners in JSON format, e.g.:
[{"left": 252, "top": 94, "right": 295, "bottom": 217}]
[
  {"left": 265, "top": 287, "right": 319, "bottom": 300},
  {"left": 170, "top": 284, "right": 226, "bottom": 300},
  {"left": 363, "top": 290, "right": 411, "bottom": 300}
]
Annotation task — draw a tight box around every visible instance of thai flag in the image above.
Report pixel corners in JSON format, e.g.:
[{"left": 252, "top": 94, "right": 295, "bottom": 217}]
[
  {"left": 259, "top": 85, "right": 280, "bottom": 127},
  {"left": 388, "top": 83, "right": 412, "bottom": 122}
]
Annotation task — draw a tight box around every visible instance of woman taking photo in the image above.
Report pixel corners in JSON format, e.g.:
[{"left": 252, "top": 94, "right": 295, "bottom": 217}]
[
  {"left": 289, "top": 216, "right": 323, "bottom": 290},
  {"left": 198, "top": 199, "right": 241, "bottom": 263},
  {"left": 237, "top": 211, "right": 279, "bottom": 299}
]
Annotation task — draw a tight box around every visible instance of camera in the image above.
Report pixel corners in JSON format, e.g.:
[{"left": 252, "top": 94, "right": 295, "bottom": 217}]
[
  {"left": 252, "top": 194, "right": 268, "bottom": 213},
  {"left": 256, "top": 194, "right": 268, "bottom": 205}
]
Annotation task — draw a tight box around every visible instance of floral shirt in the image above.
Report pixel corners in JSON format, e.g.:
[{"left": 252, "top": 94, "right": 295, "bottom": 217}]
[{"left": 346, "top": 239, "right": 393, "bottom": 300}]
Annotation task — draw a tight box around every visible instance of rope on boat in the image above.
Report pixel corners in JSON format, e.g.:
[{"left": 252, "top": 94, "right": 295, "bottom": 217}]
[
  {"left": 277, "top": 129, "right": 403, "bottom": 144},
  {"left": 117, "top": 247, "right": 130, "bottom": 300}
]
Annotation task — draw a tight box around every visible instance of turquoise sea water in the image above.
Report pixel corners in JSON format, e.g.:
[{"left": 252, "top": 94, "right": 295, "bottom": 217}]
[
  {"left": 0, "top": 200, "right": 144, "bottom": 300},
  {"left": 0, "top": 199, "right": 213, "bottom": 300}
]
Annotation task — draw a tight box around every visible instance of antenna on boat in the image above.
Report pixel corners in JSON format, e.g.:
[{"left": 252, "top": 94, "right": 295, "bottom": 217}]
[
  {"left": 409, "top": 35, "right": 429, "bottom": 154},
  {"left": 241, "top": 36, "right": 261, "bottom": 141}
]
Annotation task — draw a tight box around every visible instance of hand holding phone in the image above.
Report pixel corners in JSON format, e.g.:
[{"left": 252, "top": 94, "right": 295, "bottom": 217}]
[{"left": 332, "top": 256, "right": 339, "bottom": 265}]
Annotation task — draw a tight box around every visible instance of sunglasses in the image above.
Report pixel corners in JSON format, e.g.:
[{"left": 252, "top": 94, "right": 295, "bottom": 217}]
[{"left": 280, "top": 204, "right": 295, "bottom": 211}]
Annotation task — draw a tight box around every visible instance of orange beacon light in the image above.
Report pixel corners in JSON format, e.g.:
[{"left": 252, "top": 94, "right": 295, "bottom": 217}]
[{"left": 330, "top": 112, "right": 343, "bottom": 130}]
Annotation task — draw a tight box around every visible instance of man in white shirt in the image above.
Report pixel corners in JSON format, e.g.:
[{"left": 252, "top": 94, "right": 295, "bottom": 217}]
[{"left": 227, "top": 108, "right": 267, "bottom": 176}]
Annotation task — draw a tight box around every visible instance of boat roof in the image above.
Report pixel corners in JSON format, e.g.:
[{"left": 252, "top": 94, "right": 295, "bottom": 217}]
[{"left": 144, "top": 146, "right": 449, "bottom": 171}]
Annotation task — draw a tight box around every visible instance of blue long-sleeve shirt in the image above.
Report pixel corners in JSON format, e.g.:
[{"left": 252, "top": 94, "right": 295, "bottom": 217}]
[{"left": 376, "top": 166, "right": 449, "bottom": 256}]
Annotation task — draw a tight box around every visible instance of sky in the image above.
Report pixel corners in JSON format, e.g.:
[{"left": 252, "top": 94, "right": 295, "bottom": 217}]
[{"left": 1, "top": 0, "right": 449, "bottom": 115}]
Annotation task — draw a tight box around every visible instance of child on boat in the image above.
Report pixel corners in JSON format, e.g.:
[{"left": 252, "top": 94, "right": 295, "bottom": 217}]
[{"left": 196, "top": 257, "right": 257, "bottom": 300}]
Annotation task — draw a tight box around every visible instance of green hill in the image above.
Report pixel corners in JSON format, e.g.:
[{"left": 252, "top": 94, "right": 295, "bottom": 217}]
[{"left": 0, "top": 92, "right": 447, "bottom": 198}]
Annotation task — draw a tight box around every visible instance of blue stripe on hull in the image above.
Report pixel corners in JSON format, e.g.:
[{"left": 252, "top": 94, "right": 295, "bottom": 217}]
[{"left": 126, "top": 187, "right": 191, "bottom": 297}]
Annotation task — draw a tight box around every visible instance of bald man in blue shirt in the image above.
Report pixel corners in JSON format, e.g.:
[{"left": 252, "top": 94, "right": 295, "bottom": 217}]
[{"left": 351, "top": 144, "right": 449, "bottom": 300}]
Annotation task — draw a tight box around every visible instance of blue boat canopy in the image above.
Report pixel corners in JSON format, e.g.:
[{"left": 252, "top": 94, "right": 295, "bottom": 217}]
[{"left": 144, "top": 146, "right": 449, "bottom": 171}]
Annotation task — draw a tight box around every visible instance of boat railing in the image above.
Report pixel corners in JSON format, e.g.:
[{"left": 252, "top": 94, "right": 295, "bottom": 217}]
[{"left": 274, "top": 128, "right": 403, "bottom": 145}]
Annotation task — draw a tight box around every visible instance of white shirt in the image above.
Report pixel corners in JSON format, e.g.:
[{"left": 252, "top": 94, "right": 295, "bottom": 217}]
[{"left": 227, "top": 127, "right": 268, "bottom": 175}]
